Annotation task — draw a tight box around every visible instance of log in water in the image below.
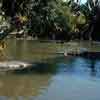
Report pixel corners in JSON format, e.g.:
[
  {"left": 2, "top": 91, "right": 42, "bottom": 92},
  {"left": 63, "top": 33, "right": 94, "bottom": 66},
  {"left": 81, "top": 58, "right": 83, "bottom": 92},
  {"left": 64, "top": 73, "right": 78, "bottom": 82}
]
[{"left": 0, "top": 61, "right": 33, "bottom": 72}]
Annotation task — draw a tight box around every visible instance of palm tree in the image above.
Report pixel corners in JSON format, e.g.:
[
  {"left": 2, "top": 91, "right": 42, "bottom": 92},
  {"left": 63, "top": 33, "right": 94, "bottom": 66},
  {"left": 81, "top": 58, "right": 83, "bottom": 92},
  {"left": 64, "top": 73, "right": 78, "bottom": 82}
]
[
  {"left": 83, "top": 0, "right": 100, "bottom": 40},
  {"left": 67, "top": 0, "right": 100, "bottom": 41}
]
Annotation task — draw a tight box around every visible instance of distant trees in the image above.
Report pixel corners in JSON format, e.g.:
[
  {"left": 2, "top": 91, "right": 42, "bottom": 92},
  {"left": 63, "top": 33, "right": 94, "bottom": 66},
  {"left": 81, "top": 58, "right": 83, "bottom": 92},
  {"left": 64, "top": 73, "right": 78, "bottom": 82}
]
[
  {"left": 80, "top": 0, "right": 100, "bottom": 40},
  {"left": 67, "top": 0, "right": 100, "bottom": 41},
  {"left": 26, "top": 0, "right": 68, "bottom": 39},
  {"left": 0, "top": 1, "right": 10, "bottom": 32},
  {"left": 1, "top": 0, "right": 100, "bottom": 40},
  {"left": 27, "top": 0, "right": 85, "bottom": 39}
]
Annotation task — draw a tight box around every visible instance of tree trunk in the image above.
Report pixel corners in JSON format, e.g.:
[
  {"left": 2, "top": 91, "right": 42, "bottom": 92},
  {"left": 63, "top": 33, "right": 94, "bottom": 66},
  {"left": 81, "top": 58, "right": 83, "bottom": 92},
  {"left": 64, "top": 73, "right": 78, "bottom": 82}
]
[
  {"left": 89, "top": 25, "right": 94, "bottom": 41},
  {"left": 11, "top": 0, "right": 16, "bottom": 17}
]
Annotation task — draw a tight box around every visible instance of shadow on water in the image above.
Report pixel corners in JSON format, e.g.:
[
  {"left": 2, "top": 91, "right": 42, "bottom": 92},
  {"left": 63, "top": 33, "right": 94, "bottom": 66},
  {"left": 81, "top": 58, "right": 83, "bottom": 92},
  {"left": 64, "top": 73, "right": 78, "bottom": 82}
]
[
  {"left": 12, "top": 62, "right": 58, "bottom": 75},
  {"left": 10, "top": 55, "right": 69, "bottom": 75},
  {"left": 5, "top": 55, "right": 100, "bottom": 79},
  {"left": 0, "top": 57, "right": 100, "bottom": 96},
  {"left": 89, "top": 58, "right": 96, "bottom": 77},
  {"left": 56, "top": 56, "right": 100, "bottom": 78}
]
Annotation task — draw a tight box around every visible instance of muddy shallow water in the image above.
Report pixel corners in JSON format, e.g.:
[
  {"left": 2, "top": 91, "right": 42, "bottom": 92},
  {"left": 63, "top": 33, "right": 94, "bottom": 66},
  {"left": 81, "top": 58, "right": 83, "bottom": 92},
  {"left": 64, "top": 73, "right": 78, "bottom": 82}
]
[{"left": 0, "top": 39, "right": 100, "bottom": 99}]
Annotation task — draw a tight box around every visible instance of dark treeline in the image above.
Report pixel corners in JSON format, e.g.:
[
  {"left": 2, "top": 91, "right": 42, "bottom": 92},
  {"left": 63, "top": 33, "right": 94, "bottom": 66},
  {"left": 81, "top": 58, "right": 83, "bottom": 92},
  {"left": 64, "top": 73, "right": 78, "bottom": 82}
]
[{"left": 0, "top": 0, "right": 100, "bottom": 41}]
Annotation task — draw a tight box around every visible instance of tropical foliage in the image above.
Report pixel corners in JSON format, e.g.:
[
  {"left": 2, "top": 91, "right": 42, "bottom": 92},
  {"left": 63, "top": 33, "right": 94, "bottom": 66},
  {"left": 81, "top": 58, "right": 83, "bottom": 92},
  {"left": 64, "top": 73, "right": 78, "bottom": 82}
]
[{"left": 0, "top": 0, "right": 100, "bottom": 40}]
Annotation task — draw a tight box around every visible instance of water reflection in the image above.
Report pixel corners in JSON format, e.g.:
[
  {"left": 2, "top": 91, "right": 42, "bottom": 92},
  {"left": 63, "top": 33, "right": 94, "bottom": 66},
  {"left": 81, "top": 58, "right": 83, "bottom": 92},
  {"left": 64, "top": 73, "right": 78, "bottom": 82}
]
[
  {"left": 1, "top": 39, "right": 100, "bottom": 98},
  {"left": 0, "top": 74, "right": 51, "bottom": 96},
  {"left": 90, "top": 59, "right": 96, "bottom": 76},
  {"left": 57, "top": 57, "right": 100, "bottom": 78},
  {"left": 35, "top": 57, "right": 100, "bottom": 100},
  {"left": 5, "top": 39, "right": 60, "bottom": 62},
  {"left": 36, "top": 74, "right": 100, "bottom": 100}
]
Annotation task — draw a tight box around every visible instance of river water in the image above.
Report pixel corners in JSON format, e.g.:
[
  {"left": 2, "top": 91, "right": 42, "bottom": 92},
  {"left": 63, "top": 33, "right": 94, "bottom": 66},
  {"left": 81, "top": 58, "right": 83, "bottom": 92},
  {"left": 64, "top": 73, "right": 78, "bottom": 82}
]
[{"left": 0, "top": 39, "right": 100, "bottom": 99}]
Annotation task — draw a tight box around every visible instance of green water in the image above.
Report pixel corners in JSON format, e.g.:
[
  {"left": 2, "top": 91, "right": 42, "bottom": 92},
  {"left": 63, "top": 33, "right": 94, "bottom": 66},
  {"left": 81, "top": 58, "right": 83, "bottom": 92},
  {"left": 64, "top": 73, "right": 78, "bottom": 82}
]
[
  {"left": 5, "top": 39, "right": 63, "bottom": 62},
  {"left": 0, "top": 39, "right": 100, "bottom": 99}
]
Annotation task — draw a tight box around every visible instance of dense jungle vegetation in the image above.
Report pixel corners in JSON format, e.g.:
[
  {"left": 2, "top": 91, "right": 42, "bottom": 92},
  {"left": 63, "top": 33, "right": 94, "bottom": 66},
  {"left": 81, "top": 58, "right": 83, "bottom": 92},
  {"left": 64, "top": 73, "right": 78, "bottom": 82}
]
[{"left": 0, "top": 0, "right": 100, "bottom": 41}]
